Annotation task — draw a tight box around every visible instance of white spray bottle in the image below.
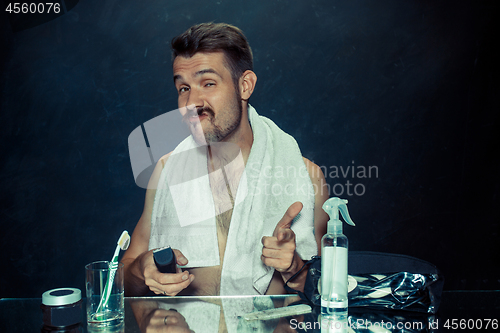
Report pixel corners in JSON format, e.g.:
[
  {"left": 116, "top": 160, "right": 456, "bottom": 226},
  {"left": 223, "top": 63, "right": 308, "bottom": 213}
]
[{"left": 321, "top": 197, "right": 355, "bottom": 319}]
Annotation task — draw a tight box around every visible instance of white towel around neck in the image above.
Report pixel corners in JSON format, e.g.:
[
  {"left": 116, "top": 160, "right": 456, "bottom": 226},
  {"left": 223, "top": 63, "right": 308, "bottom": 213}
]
[{"left": 149, "top": 105, "right": 317, "bottom": 295}]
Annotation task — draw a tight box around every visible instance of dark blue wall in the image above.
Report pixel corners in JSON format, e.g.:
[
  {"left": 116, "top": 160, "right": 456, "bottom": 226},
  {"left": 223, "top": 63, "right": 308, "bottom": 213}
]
[{"left": 1, "top": 0, "right": 498, "bottom": 298}]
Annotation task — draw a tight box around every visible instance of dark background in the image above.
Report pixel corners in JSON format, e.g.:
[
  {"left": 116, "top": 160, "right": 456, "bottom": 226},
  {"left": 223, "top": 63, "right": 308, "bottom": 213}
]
[{"left": 1, "top": 0, "right": 498, "bottom": 298}]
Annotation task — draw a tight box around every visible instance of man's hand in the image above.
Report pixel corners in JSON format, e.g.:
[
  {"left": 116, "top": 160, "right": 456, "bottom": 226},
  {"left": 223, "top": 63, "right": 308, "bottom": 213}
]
[
  {"left": 261, "top": 202, "right": 303, "bottom": 273},
  {"left": 134, "top": 304, "right": 194, "bottom": 333},
  {"left": 141, "top": 249, "right": 195, "bottom": 296}
]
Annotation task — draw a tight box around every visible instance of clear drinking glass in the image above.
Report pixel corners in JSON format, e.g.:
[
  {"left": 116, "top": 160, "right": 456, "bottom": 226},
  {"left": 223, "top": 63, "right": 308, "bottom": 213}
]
[{"left": 85, "top": 261, "right": 124, "bottom": 330}]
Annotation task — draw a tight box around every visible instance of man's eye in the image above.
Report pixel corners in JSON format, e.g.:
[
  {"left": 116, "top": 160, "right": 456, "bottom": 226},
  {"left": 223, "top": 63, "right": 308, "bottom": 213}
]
[
  {"left": 205, "top": 82, "right": 215, "bottom": 87},
  {"left": 179, "top": 87, "right": 189, "bottom": 93}
]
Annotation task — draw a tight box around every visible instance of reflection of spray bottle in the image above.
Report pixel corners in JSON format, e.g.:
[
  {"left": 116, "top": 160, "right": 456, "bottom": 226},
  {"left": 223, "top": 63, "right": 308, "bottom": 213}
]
[{"left": 321, "top": 197, "right": 355, "bottom": 319}]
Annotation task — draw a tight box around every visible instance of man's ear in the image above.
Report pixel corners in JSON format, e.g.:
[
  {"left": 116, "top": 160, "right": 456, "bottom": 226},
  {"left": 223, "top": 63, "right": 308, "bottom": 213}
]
[{"left": 239, "top": 70, "right": 257, "bottom": 101}]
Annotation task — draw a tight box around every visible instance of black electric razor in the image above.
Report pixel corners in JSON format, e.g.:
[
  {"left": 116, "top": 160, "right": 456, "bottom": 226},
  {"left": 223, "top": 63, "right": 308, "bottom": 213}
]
[{"left": 153, "top": 246, "right": 177, "bottom": 273}]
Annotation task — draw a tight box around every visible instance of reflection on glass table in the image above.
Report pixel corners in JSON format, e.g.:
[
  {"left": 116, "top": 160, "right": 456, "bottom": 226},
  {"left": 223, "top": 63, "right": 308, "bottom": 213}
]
[
  {"left": 0, "top": 291, "right": 498, "bottom": 332},
  {"left": 130, "top": 295, "right": 303, "bottom": 333},
  {"left": 129, "top": 295, "right": 439, "bottom": 333}
]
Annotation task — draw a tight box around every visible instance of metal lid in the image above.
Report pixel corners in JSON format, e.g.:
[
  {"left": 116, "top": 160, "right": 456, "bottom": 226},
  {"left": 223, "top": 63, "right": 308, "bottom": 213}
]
[{"left": 42, "top": 288, "right": 81, "bottom": 306}]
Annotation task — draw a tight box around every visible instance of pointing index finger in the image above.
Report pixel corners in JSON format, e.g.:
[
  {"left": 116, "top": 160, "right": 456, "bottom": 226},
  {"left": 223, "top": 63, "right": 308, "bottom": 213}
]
[
  {"left": 277, "top": 228, "right": 295, "bottom": 242},
  {"left": 273, "top": 202, "right": 303, "bottom": 237}
]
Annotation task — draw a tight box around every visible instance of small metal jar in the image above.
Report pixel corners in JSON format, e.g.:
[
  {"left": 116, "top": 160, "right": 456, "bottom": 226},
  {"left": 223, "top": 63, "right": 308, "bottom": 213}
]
[{"left": 41, "top": 288, "right": 82, "bottom": 331}]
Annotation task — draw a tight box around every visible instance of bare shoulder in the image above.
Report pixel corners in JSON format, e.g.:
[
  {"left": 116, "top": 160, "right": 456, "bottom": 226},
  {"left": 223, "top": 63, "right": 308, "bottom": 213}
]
[
  {"left": 158, "top": 152, "right": 172, "bottom": 164},
  {"left": 157, "top": 152, "right": 172, "bottom": 171},
  {"left": 146, "top": 152, "right": 172, "bottom": 190},
  {"left": 302, "top": 157, "right": 325, "bottom": 183}
]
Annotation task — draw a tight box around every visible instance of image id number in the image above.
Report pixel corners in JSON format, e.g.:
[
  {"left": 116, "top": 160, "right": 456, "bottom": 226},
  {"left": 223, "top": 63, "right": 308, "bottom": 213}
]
[
  {"left": 444, "top": 318, "right": 498, "bottom": 330},
  {"left": 6, "top": 2, "right": 61, "bottom": 14}
]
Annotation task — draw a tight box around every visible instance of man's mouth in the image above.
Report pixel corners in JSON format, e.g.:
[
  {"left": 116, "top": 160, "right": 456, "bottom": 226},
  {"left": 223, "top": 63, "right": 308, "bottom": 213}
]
[
  {"left": 187, "top": 113, "right": 206, "bottom": 123},
  {"left": 185, "top": 108, "right": 213, "bottom": 124}
]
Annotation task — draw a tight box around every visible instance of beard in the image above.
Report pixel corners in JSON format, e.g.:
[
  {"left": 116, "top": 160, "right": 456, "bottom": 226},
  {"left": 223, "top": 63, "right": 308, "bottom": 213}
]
[{"left": 186, "top": 90, "right": 243, "bottom": 145}]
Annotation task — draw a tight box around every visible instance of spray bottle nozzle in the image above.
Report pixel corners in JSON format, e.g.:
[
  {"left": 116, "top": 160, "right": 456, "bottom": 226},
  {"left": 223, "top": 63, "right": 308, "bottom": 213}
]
[{"left": 322, "top": 197, "right": 355, "bottom": 234}]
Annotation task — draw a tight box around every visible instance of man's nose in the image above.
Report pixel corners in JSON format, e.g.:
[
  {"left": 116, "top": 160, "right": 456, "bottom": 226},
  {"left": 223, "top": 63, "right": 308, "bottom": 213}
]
[
  {"left": 185, "top": 88, "right": 204, "bottom": 109},
  {"left": 182, "top": 103, "right": 197, "bottom": 117}
]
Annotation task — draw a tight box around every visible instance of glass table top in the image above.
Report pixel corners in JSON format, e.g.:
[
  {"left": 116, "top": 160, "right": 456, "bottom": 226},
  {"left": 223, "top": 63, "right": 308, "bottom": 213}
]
[{"left": 1, "top": 291, "right": 498, "bottom": 332}]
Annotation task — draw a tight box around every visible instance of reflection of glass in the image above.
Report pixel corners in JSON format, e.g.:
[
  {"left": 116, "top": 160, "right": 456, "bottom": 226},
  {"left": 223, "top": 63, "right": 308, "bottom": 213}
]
[
  {"left": 130, "top": 299, "right": 196, "bottom": 333},
  {"left": 320, "top": 314, "right": 349, "bottom": 333},
  {"left": 130, "top": 295, "right": 296, "bottom": 333},
  {"left": 85, "top": 261, "right": 124, "bottom": 330}
]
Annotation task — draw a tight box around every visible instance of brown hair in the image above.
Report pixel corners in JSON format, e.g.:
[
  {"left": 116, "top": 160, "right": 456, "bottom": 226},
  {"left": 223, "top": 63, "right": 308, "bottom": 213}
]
[{"left": 171, "top": 22, "right": 253, "bottom": 87}]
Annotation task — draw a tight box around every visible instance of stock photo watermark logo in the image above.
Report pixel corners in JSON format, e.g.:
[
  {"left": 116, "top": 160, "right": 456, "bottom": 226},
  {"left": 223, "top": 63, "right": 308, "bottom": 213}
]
[
  {"left": 127, "top": 107, "right": 378, "bottom": 228},
  {"left": 127, "top": 107, "right": 247, "bottom": 227},
  {"left": 243, "top": 161, "right": 379, "bottom": 197},
  {"left": 290, "top": 317, "right": 433, "bottom": 331},
  {"left": 317, "top": 161, "right": 379, "bottom": 197}
]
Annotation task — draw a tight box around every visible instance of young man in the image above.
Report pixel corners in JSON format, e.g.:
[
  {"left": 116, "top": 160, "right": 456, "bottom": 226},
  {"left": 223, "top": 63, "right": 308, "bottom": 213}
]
[{"left": 122, "top": 22, "right": 329, "bottom": 297}]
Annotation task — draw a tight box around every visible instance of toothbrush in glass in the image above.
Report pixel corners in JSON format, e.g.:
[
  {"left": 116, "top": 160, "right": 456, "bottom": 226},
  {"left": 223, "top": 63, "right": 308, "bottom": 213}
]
[{"left": 97, "top": 230, "right": 130, "bottom": 313}]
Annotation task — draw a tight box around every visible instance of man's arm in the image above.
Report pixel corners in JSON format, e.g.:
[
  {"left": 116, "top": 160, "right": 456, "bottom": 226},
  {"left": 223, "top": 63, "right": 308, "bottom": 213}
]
[
  {"left": 303, "top": 157, "right": 330, "bottom": 254},
  {"left": 261, "top": 158, "right": 329, "bottom": 292},
  {"left": 121, "top": 154, "right": 194, "bottom": 296},
  {"left": 282, "top": 158, "right": 329, "bottom": 288}
]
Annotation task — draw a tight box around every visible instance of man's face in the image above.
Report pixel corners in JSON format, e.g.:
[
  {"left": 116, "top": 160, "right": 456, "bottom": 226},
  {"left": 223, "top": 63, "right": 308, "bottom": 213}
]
[{"left": 173, "top": 52, "right": 242, "bottom": 145}]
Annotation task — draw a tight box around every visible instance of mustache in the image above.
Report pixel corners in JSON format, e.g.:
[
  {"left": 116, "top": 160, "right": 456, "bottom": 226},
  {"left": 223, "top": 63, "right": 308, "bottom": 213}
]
[{"left": 182, "top": 106, "right": 215, "bottom": 123}]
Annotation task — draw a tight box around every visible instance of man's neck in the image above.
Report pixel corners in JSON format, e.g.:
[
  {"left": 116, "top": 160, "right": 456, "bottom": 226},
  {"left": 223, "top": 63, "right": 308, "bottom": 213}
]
[{"left": 232, "top": 103, "right": 254, "bottom": 164}]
